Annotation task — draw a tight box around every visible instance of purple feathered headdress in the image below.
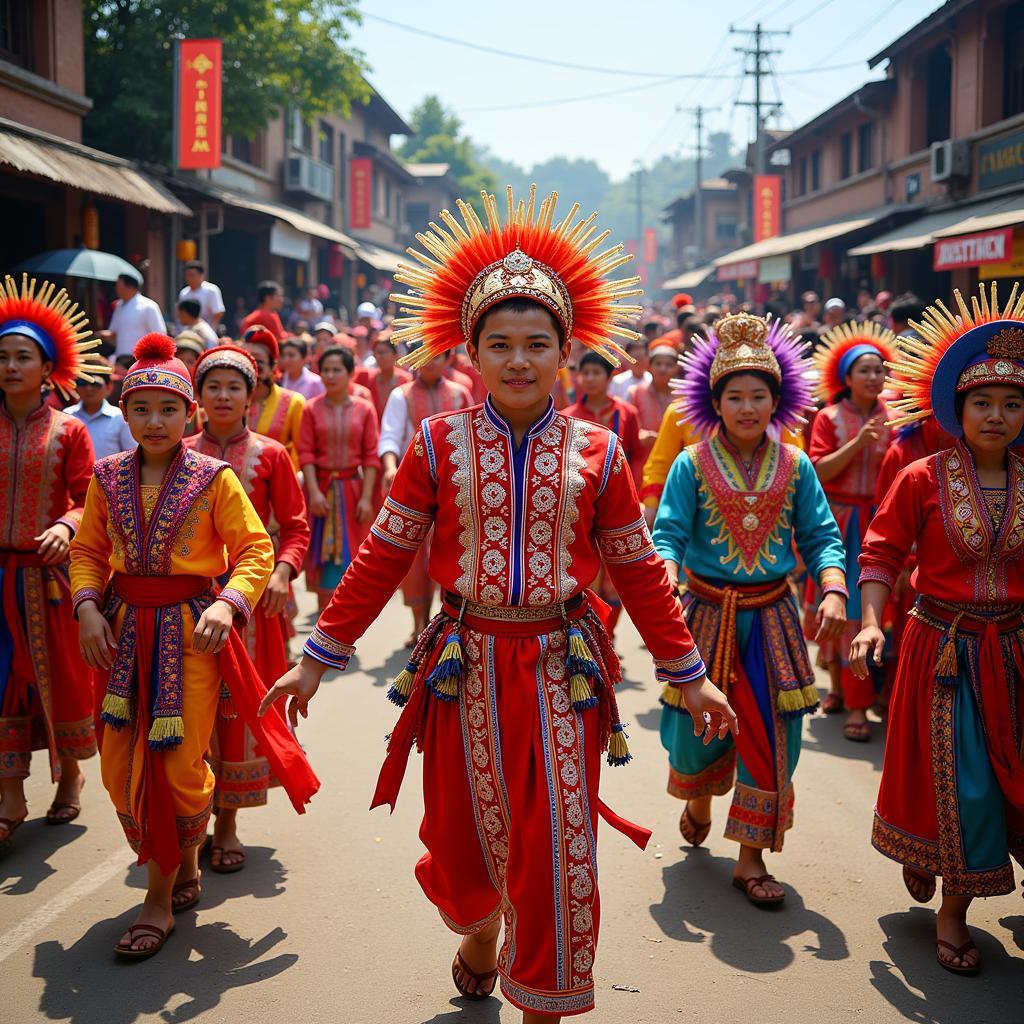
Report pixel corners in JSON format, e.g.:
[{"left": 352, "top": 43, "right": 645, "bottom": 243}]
[{"left": 669, "top": 315, "right": 812, "bottom": 436}]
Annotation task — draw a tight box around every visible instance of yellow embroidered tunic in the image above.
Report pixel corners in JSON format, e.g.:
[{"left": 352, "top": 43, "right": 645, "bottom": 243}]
[{"left": 248, "top": 383, "right": 305, "bottom": 469}]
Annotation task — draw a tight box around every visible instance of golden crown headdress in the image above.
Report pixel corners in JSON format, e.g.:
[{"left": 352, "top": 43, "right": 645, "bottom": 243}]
[
  {"left": 708, "top": 312, "right": 781, "bottom": 387},
  {"left": 390, "top": 185, "right": 643, "bottom": 370}
]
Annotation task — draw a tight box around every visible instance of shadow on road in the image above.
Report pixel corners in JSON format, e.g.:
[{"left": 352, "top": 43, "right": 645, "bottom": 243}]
[
  {"left": 0, "top": 821, "right": 88, "bottom": 896},
  {"left": 648, "top": 848, "right": 849, "bottom": 971},
  {"left": 868, "top": 909, "right": 1022, "bottom": 1023},
  {"left": 120, "top": 846, "right": 287, "bottom": 905},
  {"left": 421, "top": 997, "right": 504, "bottom": 1023},
  {"left": 33, "top": 917, "right": 297, "bottom": 1023},
  {"left": 802, "top": 712, "right": 885, "bottom": 772}
]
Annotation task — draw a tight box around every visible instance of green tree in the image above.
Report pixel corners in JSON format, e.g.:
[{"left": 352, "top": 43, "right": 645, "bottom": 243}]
[
  {"left": 83, "top": 0, "right": 369, "bottom": 164},
  {"left": 527, "top": 157, "right": 610, "bottom": 216},
  {"left": 399, "top": 95, "right": 496, "bottom": 210}
]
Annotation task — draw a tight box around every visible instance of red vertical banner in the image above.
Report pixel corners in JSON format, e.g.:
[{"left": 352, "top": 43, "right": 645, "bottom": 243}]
[
  {"left": 349, "top": 158, "right": 373, "bottom": 230},
  {"left": 176, "top": 39, "right": 222, "bottom": 170},
  {"left": 753, "top": 174, "right": 782, "bottom": 242},
  {"left": 643, "top": 227, "right": 658, "bottom": 265}
]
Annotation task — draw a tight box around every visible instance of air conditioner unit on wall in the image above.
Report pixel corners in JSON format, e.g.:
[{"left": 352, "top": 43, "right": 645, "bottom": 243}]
[
  {"left": 931, "top": 139, "right": 971, "bottom": 183},
  {"left": 285, "top": 154, "right": 334, "bottom": 202}
]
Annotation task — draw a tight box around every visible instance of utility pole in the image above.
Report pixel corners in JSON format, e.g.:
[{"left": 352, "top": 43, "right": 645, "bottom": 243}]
[
  {"left": 731, "top": 22, "right": 789, "bottom": 175},
  {"left": 633, "top": 162, "right": 644, "bottom": 252},
  {"left": 679, "top": 104, "right": 719, "bottom": 263}
]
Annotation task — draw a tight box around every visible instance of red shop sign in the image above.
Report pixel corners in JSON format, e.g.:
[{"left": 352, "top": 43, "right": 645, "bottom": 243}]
[
  {"left": 753, "top": 175, "right": 782, "bottom": 242},
  {"left": 175, "top": 39, "right": 222, "bottom": 170},
  {"left": 349, "top": 158, "right": 373, "bottom": 231},
  {"left": 718, "top": 260, "right": 758, "bottom": 282},
  {"left": 933, "top": 227, "right": 1013, "bottom": 270}
]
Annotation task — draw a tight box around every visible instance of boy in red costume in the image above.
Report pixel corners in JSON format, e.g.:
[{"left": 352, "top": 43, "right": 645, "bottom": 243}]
[{"left": 262, "top": 187, "right": 736, "bottom": 1021}]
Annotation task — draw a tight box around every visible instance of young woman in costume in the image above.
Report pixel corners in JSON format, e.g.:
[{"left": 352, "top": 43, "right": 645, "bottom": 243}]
[
  {"left": 653, "top": 313, "right": 847, "bottom": 904},
  {"left": 852, "top": 284, "right": 1024, "bottom": 976},
  {"left": 807, "top": 322, "right": 896, "bottom": 741},
  {"left": 70, "top": 334, "right": 318, "bottom": 958},
  {"left": 186, "top": 344, "right": 311, "bottom": 872},
  {"left": 261, "top": 187, "right": 737, "bottom": 1021},
  {"left": 299, "top": 344, "right": 380, "bottom": 611},
  {"left": 0, "top": 275, "right": 106, "bottom": 847}
]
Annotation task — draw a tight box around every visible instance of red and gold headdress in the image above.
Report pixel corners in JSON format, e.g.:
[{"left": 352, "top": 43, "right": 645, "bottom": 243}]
[
  {"left": 194, "top": 344, "right": 259, "bottom": 391},
  {"left": 812, "top": 321, "right": 897, "bottom": 403},
  {"left": 390, "top": 185, "right": 643, "bottom": 370},
  {"left": 886, "top": 283, "right": 1024, "bottom": 443},
  {"left": 0, "top": 274, "right": 108, "bottom": 399},
  {"left": 121, "top": 334, "right": 194, "bottom": 403}
]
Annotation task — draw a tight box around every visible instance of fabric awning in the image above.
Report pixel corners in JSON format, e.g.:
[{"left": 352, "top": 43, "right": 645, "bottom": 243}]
[
  {"left": 355, "top": 241, "right": 406, "bottom": 274},
  {"left": 712, "top": 215, "right": 881, "bottom": 268},
  {"left": 931, "top": 192, "right": 1024, "bottom": 238},
  {"left": 0, "top": 121, "right": 189, "bottom": 215},
  {"left": 199, "top": 182, "right": 358, "bottom": 254},
  {"left": 662, "top": 264, "right": 714, "bottom": 290}
]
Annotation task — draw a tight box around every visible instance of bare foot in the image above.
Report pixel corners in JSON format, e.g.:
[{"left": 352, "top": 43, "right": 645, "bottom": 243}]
[
  {"left": 453, "top": 919, "right": 500, "bottom": 996},
  {"left": 936, "top": 911, "right": 980, "bottom": 971},
  {"left": 211, "top": 811, "right": 245, "bottom": 870},
  {"left": 117, "top": 902, "right": 174, "bottom": 953}
]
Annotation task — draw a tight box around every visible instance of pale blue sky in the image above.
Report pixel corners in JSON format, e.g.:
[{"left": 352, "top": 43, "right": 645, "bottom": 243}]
[{"left": 352, "top": 0, "right": 940, "bottom": 179}]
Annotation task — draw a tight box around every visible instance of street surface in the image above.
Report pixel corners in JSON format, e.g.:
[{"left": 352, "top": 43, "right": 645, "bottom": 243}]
[{"left": 2, "top": 591, "right": 1021, "bottom": 1024}]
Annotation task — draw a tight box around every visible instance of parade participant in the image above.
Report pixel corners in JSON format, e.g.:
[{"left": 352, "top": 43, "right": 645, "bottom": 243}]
[
  {"left": 70, "top": 334, "right": 318, "bottom": 958},
  {"left": 0, "top": 275, "right": 107, "bottom": 847},
  {"left": 299, "top": 345, "right": 380, "bottom": 610},
  {"left": 186, "top": 344, "right": 310, "bottom": 872},
  {"left": 446, "top": 346, "right": 486, "bottom": 402},
  {"left": 654, "top": 313, "right": 846, "bottom": 904},
  {"left": 852, "top": 284, "right": 1024, "bottom": 975},
  {"left": 244, "top": 324, "right": 305, "bottom": 468},
  {"left": 609, "top": 337, "right": 650, "bottom": 400},
  {"left": 353, "top": 334, "right": 412, "bottom": 420},
  {"left": 630, "top": 342, "right": 677, "bottom": 465},
  {"left": 379, "top": 347, "right": 472, "bottom": 645},
  {"left": 261, "top": 187, "right": 737, "bottom": 1022},
  {"left": 278, "top": 337, "right": 325, "bottom": 401},
  {"left": 808, "top": 322, "right": 896, "bottom": 741}
]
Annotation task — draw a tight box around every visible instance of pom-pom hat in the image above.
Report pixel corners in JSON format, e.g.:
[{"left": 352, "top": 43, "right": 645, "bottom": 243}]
[
  {"left": 193, "top": 344, "right": 259, "bottom": 391},
  {"left": 887, "top": 282, "right": 1024, "bottom": 445},
  {"left": 242, "top": 324, "right": 279, "bottom": 363},
  {"left": 390, "top": 184, "right": 644, "bottom": 370},
  {"left": 0, "top": 274, "right": 109, "bottom": 399},
  {"left": 673, "top": 313, "right": 812, "bottom": 436},
  {"left": 120, "top": 334, "right": 194, "bottom": 403}
]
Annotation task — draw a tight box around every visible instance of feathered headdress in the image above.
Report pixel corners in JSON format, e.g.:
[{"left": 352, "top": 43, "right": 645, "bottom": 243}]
[
  {"left": 390, "top": 184, "right": 643, "bottom": 370},
  {"left": 672, "top": 313, "right": 812, "bottom": 436},
  {"left": 0, "top": 274, "right": 108, "bottom": 399},
  {"left": 886, "top": 282, "right": 1024, "bottom": 443},
  {"left": 813, "top": 321, "right": 897, "bottom": 403}
]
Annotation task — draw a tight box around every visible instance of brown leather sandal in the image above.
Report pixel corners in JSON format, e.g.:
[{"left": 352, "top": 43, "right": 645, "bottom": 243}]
[
  {"left": 451, "top": 950, "right": 498, "bottom": 1000},
  {"left": 820, "top": 692, "right": 844, "bottom": 715},
  {"left": 936, "top": 939, "right": 981, "bottom": 975},
  {"left": 209, "top": 846, "right": 246, "bottom": 874},
  {"left": 171, "top": 875, "right": 201, "bottom": 913},
  {"left": 903, "top": 865, "right": 936, "bottom": 903},
  {"left": 679, "top": 805, "right": 712, "bottom": 847},
  {"left": 0, "top": 814, "right": 28, "bottom": 852},
  {"left": 45, "top": 801, "right": 81, "bottom": 825},
  {"left": 843, "top": 721, "right": 871, "bottom": 742},
  {"left": 732, "top": 873, "right": 786, "bottom": 906},
  {"left": 115, "top": 921, "right": 175, "bottom": 959}
]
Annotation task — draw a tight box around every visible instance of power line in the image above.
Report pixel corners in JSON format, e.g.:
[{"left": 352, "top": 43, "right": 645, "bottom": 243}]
[{"left": 732, "top": 22, "right": 790, "bottom": 174}]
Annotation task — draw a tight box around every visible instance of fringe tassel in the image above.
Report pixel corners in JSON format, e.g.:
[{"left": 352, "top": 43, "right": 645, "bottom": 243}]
[
  {"left": 569, "top": 673, "right": 599, "bottom": 711},
  {"left": 426, "top": 629, "right": 463, "bottom": 701},
  {"left": 776, "top": 684, "right": 820, "bottom": 718},
  {"left": 934, "top": 638, "right": 959, "bottom": 686},
  {"left": 659, "top": 682, "right": 686, "bottom": 711},
  {"left": 387, "top": 661, "right": 419, "bottom": 706},
  {"left": 46, "top": 575, "right": 61, "bottom": 604},
  {"left": 218, "top": 682, "right": 237, "bottom": 720},
  {"left": 148, "top": 714, "right": 185, "bottom": 750},
  {"left": 607, "top": 722, "right": 632, "bottom": 766},
  {"left": 566, "top": 624, "right": 601, "bottom": 711},
  {"left": 100, "top": 692, "right": 131, "bottom": 729}
]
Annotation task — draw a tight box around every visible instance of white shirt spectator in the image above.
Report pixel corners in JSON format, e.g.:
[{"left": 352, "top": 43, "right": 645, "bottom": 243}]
[
  {"left": 609, "top": 368, "right": 651, "bottom": 401},
  {"left": 379, "top": 388, "right": 416, "bottom": 458},
  {"left": 178, "top": 281, "right": 225, "bottom": 326},
  {"left": 65, "top": 399, "right": 137, "bottom": 460},
  {"left": 109, "top": 293, "right": 166, "bottom": 357}
]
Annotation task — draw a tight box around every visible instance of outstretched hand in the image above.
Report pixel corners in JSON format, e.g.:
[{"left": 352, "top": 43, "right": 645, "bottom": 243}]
[
  {"left": 849, "top": 625, "right": 885, "bottom": 679},
  {"left": 681, "top": 677, "right": 739, "bottom": 745},
  {"left": 259, "top": 658, "right": 325, "bottom": 727}
]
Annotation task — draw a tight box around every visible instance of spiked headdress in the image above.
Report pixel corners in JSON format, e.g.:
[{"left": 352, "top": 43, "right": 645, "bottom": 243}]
[
  {"left": 390, "top": 185, "right": 643, "bottom": 370},
  {"left": 813, "top": 321, "right": 897, "bottom": 404}
]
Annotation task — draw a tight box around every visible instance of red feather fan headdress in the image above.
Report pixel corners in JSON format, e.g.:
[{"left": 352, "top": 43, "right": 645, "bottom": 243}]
[
  {"left": 390, "top": 185, "right": 644, "bottom": 370},
  {"left": 0, "top": 274, "right": 108, "bottom": 399},
  {"left": 812, "top": 320, "right": 897, "bottom": 404}
]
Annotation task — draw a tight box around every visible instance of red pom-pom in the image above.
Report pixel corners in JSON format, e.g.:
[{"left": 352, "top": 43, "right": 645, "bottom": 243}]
[
  {"left": 133, "top": 332, "right": 177, "bottom": 361},
  {"left": 672, "top": 293, "right": 694, "bottom": 309}
]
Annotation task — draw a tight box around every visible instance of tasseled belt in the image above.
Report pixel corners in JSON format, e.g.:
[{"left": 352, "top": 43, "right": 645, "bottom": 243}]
[{"left": 383, "top": 589, "right": 631, "bottom": 767}]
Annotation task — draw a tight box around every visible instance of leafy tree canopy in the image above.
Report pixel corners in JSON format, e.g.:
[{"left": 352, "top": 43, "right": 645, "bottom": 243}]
[{"left": 84, "top": 0, "right": 369, "bottom": 164}]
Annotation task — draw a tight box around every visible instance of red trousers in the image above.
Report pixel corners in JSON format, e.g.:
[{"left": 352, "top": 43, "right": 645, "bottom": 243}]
[{"left": 388, "top": 610, "right": 613, "bottom": 1017}]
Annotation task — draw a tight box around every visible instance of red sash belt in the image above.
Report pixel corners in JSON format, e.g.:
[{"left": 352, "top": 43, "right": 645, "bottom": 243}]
[
  {"left": 111, "top": 572, "right": 319, "bottom": 872},
  {"left": 0, "top": 550, "right": 50, "bottom": 710}
]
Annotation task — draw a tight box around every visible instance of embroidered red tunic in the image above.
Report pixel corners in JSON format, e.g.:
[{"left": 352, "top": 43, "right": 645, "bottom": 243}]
[
  {"left": 353, "top": 365, "right": 413, "bottom": 420},
  {"left": 562, "top": 395, "right": 644, "bottom": 488}
]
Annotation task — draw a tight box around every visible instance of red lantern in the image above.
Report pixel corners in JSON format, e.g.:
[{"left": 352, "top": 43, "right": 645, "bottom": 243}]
[
  {"left": 870, "top": 252, "right": 887, "bottom": 279},
  {"left": 818, "top": 247, "right": 835, "bottom": 280}
]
